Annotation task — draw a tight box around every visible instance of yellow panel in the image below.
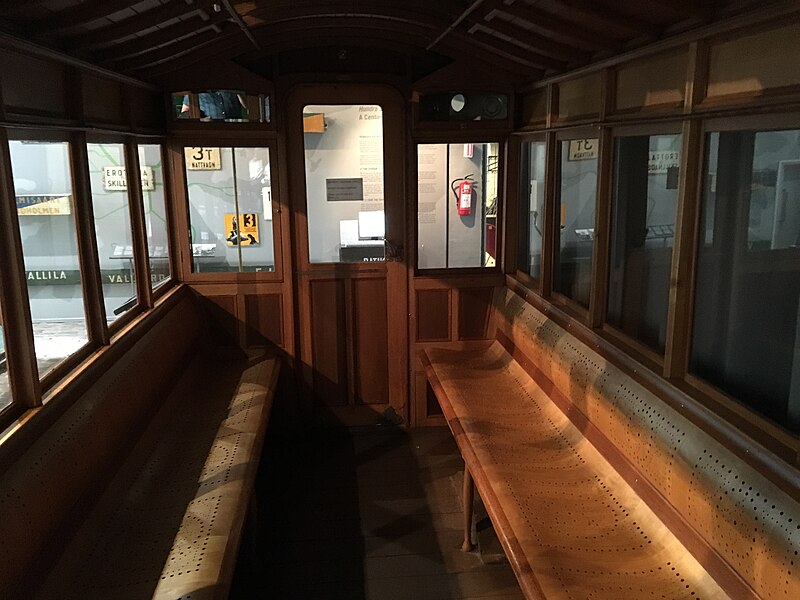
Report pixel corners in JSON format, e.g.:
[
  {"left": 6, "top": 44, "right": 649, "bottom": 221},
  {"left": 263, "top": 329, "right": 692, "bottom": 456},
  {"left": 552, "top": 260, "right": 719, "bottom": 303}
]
[
  {"left": 615, "top": 47, "right": 688, "bottom": 111},
  {"left": 557, "top": 73, "right": 601, "bottom": 120},
  {"left": 708, "top": 22, "right": 800, "bottom": 99}
]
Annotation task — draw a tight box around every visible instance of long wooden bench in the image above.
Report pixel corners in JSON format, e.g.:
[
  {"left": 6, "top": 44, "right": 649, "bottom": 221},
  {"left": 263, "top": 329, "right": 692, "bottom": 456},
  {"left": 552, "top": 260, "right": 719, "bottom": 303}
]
[
  {"left": 0, "top": 286, "right": 280, "bottom": 599},
  {"left": 421, "top": 286, "right": 800, "bottom": 599}
]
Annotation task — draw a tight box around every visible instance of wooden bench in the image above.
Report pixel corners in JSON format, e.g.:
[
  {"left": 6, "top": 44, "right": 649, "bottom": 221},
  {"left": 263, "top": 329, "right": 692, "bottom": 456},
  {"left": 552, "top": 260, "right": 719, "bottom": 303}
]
[
  {"left": 0, "top": 286, "right": 280, "bottom": 600},
  {"left": 421, "top": 286, "right": 800, "bottom": 599}
]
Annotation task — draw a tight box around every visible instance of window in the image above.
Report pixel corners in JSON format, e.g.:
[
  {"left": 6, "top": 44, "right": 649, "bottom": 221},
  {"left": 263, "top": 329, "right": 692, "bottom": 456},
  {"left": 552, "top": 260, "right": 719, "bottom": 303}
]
[
  {"left": 302, "top": 105, "right": 385, "bottom": 263},
  {"left": 185, "top": 146, "right": 275, "bottom": 273},
  {"left": 0, "top": 308, "right": 9, "bottom": 412},
  {"left": 691, "top": 128, "right": 800, "bottom": 432},
  {"left": 9, "top": 140, "right": 89, "bottom": 378},
  {"left": 607, "top": 133, "right": 681, "bottom": 352},
  {"left": 554, "top": 138, "right": 598, "bottom": 307},
  {"left": 173, "top": 91, "right": 270, "bottom": 123},
  {"left": 417, "top": 142, "right": 499, "bottom": 269},
  {"left": 87, "top": 142, "right": 136, "bottom": 321},
  {"left": 518, "top": 140, "right": 546, "bottom": 279},
  {"left": 138, "top": 144, "right": 170, "bottom": 290}
]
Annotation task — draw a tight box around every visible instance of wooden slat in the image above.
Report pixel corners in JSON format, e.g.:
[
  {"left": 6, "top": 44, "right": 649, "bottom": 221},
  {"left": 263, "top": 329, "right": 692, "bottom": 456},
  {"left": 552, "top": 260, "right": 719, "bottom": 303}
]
[
  {"left": 465, "top": 29, "right": 563, "bottom": 71},
  {"left": 113, "top": 28, "right": 223, "bottom": 72},
  {"left": 31, "top": 0, "right": 142, "bottom": 34},
  {"left": 535, "top": 0, "right": 660, "bottom": 39}
]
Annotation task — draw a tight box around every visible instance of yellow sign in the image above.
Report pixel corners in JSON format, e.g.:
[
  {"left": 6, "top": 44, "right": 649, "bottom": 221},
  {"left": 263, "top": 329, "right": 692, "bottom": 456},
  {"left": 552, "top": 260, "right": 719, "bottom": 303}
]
[
  {"left": 185, "top": 147, "right": 222, "bottom": 170},
  {"left": 567, "top": 139, "right": 598, "bottom": 161},
  {"left": 17, "top": 195, "right": 72, "bottom": 216},
  {"left": 224, "top": 213, "right": 260, "bottom": 246},
  {"left": 102, "top": 166, "right": 156, "bottom": 191}
]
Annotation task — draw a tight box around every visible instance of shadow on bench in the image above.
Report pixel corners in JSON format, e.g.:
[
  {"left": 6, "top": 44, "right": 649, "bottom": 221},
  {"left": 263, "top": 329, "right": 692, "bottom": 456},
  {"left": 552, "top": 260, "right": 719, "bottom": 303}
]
[
  {"left": 0, "top": 286, "right": 280, "bottom": 600},
  {"left": 422, "top": 286, "right": 800, "bottom": 599}
]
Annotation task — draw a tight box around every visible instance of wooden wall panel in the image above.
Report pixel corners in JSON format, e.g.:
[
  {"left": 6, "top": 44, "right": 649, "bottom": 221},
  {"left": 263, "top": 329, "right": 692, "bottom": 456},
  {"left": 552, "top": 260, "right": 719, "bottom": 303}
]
[
  {"left": 198, "top": 294, "right": 239, "bottom": 346},
  {"left": 310, "top": 279, "right": 348, "bottom": 407},
  {"left": 522, "top": 88, "right": 549, "bottom": 127},
  {"left": 244, "top": 293, "right": 283, "bottom": 348},
  {"left": 458, "top": 287, "right": 494, "bottom": 340},
  {"left": 353, "top": 278, "right": 388, "bottom": 406},
  {"left": 416, "top": 289, "right": 450, "bottom": 341},
  {"left": 557, "top": 73, "right": 601, "bottom": 121},
  {"left": 615, "top": 48, "right": 688, "bottom": 112},
  {"left": 82, "top": 75, "right": 124, "bottom": 124},
  {"left": 707, "top": 23, "right": 800, "bottom": 100},
  {"left": 0, "top": 50, "right": 67, "bottom": 117}
]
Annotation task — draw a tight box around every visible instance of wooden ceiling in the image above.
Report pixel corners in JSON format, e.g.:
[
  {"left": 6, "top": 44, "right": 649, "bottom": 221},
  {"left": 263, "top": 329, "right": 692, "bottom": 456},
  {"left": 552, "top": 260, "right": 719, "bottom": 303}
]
[{"left": 0, "top": 0, "right": 754, "bottom": 84}]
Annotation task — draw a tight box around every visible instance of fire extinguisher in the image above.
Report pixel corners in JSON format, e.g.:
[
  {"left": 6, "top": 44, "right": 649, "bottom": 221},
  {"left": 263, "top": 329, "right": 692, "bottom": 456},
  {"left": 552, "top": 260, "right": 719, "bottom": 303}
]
[{"left": 451, "top": 174, "right": 474, "bottom": 216}]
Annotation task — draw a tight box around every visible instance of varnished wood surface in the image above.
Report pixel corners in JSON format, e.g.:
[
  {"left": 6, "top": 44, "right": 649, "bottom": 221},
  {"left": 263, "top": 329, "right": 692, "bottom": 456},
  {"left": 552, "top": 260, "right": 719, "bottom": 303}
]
[{"left": 423, "top": 342, "right": 729, "bottom": 599}]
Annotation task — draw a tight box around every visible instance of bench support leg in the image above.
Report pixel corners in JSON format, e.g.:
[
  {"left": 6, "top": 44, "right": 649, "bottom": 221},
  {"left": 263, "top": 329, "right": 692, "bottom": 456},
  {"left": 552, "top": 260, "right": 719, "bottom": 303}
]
[{"left": 462, "top": 465, "right": 475, "bottom": 552}]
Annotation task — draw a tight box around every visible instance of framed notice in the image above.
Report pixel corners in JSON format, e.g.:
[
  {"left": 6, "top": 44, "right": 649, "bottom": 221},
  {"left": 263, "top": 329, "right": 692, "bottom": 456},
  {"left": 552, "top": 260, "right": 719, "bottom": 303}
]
[
  {"left": 326, "top": 178, "right": 364, "bottom": 202},
  {"left": 185, "top": 147, "right": 222, "bottom": 170}
]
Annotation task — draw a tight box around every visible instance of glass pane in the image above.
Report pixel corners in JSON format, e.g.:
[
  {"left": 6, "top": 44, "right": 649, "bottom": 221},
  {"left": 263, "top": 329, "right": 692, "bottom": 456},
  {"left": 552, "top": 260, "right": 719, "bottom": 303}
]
[
  {"left": 691, "top": 129, "right": 800, "bottom": 432},
  {"left": 175, "top": 91, "right": 269, "bottom": 123},
  {"left": 555, "top": 138, "right": 598, "bottom": 307},
  {"left": 518, "top": 140, "right": 547, "bottom": 279},
  {"left": 87, "top": 143, "right": 136, "bottom": 321},
  {"left": 304, "top": 105, "right": 385, "bottom": 263},
  {"left": 0, "top": 309, "right": 10, "bottom": 412},
  {"left": 10, "top": 140, "right": 88, "bottom": 378},
  {"left": 607, "top": 134, "right": 681, "bottom": 352},
  {"left": 417, "top": 142, "right": 500, "bottom": 269},
  {"left": 186, "top": 146, "right": 275, "bottom": 273},
  {"left": 139, "top": 144, "right": 170, "bottom": 289}
]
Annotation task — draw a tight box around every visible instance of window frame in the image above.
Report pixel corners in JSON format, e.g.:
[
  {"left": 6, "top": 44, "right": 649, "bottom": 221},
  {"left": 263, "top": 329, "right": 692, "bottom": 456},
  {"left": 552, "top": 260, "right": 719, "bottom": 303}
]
[
  {"left": 412, "top": 134, "right": 507, "bottom": 277},
  {"left": 171, "top": 137, "right": 285, "bottom": 283},
  {"left": 513, "top": 131, "right": 549, "bottom": 293}
]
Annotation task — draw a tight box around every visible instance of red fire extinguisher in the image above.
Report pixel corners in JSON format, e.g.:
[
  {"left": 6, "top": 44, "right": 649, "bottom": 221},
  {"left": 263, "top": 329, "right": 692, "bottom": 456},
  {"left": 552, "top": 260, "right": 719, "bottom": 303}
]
[{"left": 452, "top": 174, "right": 474, "bottom": 216}]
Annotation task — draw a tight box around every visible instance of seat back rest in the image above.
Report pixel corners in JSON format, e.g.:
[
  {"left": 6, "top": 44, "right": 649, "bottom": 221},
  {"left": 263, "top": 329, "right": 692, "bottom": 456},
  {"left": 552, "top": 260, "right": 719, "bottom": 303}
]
[
  {"left": 490, "top": 286, "right": 800, "bottom": 599},
  {"left": 0, "top": 291, "right": 203, "bottom": 598}
]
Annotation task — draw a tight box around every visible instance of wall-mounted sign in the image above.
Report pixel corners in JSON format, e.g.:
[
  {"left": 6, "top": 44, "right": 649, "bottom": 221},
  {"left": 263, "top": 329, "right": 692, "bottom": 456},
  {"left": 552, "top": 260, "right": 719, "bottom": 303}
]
[
  {"left": 16, "top": 195, "right": 72, "bottom": 216},
  {"left": 24, "top": 268, "right": 169, "bottom": 286},
  {"left": 567, "top": 139, "right": 598, "bottom": 161},
  {"left": 185, "top": 147, "right": 222, "bottom": 170},
  {"left": 648, "top": 150, "right": 680, "bottom": 174},
  {"left": 102, "top": 166, "right": 156, "bottom": 191},
  {"left": 224, "top": 213, "right": 260, "bottom": 246},
  {"left": 326, "top": 178, "right": 364, "bottom": 202}
]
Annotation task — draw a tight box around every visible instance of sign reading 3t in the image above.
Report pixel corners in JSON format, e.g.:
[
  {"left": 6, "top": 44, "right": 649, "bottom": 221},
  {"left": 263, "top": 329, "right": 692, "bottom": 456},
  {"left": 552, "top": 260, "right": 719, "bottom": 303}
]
[{"left": 185, "top": 147, "right": 222, "bottom": 170}]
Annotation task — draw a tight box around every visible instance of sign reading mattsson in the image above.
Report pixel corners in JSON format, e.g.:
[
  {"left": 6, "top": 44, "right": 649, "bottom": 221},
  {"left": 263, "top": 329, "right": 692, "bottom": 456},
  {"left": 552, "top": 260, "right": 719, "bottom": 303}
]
[{"left": 185, "top": 147, "right": 222, "bottom": 170}]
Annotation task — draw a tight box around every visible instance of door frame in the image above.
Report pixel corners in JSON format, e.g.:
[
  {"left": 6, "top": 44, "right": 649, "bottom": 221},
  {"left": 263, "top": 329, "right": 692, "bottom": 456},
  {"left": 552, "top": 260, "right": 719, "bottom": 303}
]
[{"left": 285, "top": 83, "right": 409, "bottom": 425}]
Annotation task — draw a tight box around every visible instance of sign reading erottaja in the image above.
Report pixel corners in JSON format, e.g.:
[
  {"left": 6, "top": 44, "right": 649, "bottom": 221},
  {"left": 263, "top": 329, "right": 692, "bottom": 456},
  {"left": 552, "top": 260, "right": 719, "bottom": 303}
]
[{"left": 102, "top": 166, "right": 156, "bottom": 191}]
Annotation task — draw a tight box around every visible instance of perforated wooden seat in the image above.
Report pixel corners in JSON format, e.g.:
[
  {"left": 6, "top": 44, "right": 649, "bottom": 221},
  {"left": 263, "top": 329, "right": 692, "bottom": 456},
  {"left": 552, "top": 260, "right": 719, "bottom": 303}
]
[
  {"left": 424, "top": 342, "right": 728, "bottom": 599},
  {"left": 35, "top": 352, "right": 279, "bottom": 600}
]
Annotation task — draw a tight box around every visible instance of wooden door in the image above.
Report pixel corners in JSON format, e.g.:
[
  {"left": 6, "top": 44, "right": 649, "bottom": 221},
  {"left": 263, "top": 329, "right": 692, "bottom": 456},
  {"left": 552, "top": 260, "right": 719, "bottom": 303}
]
[{"left": 287, "top": 85, "right": 408, "bottom": 426}]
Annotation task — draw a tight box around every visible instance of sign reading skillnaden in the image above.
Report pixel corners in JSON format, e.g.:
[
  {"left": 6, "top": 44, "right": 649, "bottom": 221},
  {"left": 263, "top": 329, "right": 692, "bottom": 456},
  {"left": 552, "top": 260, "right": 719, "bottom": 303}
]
[
  {"left": 224, "top": 213, "right": 260, "bottom": 246},
  {"left": 102, "top": 166, "right": 156, "bottom": 192},
  {"left": 185, "top": 147, "right": 222, "bottom": 170}
]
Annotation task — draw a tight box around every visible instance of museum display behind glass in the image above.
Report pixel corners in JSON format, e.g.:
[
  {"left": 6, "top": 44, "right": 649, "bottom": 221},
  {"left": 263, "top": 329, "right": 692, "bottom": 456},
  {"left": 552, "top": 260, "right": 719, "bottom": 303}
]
[
  {"left": 138, "top": 144, "right": 170, "bottom": 289},
  {"left": 417, "top": 142, "right": 499, "bottom": 269},
  {"left": 185, "top": 146, "right": 275, "bottom": 273},
  {"left": 691, "top": 128, "right": 800, "bottom": 429},
  {"left": 518, "top": 140, "right": 546, "bottom": 279},
  {"left": 9, "top": 140, "right": 89, "bottom": 379},
  {"left": 607, "top": 133, "right": 682, "bottom": 352},
  {"left": 555, "top": 138, "right": 598, "bottom": 307},
  {"left": 303, "top": 104, "right": 386, "bottom": 263},
  {"left": 87, "top": 142, "right": 136, "bottom": 321}
]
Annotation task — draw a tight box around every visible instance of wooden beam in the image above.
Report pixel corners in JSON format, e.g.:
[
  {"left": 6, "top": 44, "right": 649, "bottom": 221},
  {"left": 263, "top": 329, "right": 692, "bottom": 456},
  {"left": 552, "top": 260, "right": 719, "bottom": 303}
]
[
  {"left": 102, "top": 13, "right": 229, "bottom": 63},
  {"left": 32, "top": 0, "right": 146, "bottom": 35},
  {"left": 115, "top": 29, "right": 223, "bottom": 72},
  {"left": 468, "top": 15, "right": 588, "bottom": 63},
  {"left": 66, "top": 1, "right": 209, "bottom": 51},
  {"left": 466, "top": 29, "right": 564, "bottom": 71},
  {"left": 495, "top": 1, "right": 623, "bottom": 51},
  {"left": 530, "top": 0, "right": 660, "bottom": 40}
]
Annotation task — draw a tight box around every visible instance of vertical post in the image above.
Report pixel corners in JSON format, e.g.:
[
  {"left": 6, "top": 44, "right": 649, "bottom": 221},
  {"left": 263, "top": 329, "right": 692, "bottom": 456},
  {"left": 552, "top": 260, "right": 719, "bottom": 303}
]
[
  {"left": 71, "top": 132, "right": 109, "bottom": 346},
  {"left": 540, "top": 131, "right": 558, "bottom": 298},
  {"left": 125, "top": 141, "right": 154, "bottom": 310},
  {"left": 589, "top": 127, "right": 613, "bottom": 328},
  {"left": 462, "top": 464, "right": 475, "bottom": 552},
  {"left": 0, "top": 129, "right": 40, "bottom": 408}
]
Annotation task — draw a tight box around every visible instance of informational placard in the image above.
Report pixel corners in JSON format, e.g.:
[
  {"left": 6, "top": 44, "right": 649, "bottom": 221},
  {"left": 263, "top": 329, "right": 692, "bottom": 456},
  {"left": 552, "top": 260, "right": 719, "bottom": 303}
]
[
  {"left": 224, "top": 213, "right": 260, "bottom": 246},
  {"left": 648, "top": 150, "right": 680, "bottom": 174},
  {"left": 567, "top": 139, "right": 598, "bottom": 161},
  {"left": 16, "top": 194, "right": 72, "bottom": 216},
  {"left": 185, "top": 147, "right": 222, "bottom": 170},
  {"left": 102, "top": 166, "right": 156, "bottom": 191},
  {"left": 326, "top": 178, "right": 364, "bottom": 202}
]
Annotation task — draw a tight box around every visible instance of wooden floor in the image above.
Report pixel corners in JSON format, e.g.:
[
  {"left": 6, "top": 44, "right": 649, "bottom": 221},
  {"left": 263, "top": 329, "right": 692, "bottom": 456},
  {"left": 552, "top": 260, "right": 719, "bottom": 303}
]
[{"left": 232, "top": 426, "right": 525, "bottom": 599}]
